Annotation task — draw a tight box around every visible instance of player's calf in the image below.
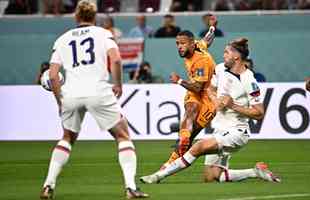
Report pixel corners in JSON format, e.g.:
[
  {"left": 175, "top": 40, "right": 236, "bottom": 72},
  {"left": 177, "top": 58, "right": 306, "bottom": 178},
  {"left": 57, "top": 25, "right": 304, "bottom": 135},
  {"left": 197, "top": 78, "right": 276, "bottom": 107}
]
[
  {"left": 203, "top": 166, "right": 222, "bottom": 182},
  {"left": 178, "top": 129, "right": 192, "bottom": 155}
]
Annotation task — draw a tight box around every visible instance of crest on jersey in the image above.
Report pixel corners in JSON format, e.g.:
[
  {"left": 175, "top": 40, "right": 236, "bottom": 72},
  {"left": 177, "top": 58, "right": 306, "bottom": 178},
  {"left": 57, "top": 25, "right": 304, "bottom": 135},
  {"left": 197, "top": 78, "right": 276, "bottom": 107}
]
[
  {"left": 250, "top": 82, "right": 260, "bottom": 97},
  {"left": 196, "top": 68, "right": 204, "bottom": 77}
]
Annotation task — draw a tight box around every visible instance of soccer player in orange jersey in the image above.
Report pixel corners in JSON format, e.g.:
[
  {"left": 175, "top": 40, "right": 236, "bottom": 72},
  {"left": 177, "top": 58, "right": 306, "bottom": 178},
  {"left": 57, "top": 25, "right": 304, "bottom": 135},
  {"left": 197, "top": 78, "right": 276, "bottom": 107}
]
[{"left": 160, "top": 30, "right": 216, "bottom": 169}]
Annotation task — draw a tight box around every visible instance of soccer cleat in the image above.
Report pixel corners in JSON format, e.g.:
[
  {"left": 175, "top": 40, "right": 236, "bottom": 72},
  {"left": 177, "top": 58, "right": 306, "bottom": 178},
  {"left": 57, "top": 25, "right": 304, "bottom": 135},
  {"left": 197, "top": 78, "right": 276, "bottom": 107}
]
[
  {"left": 40, "top": 185, "right": 54, "bottom": 199},
  {"left": 255, "top": 162, "right": 281, "bottom": 183},
  {"left": 140, "top": 174, "right": 161, "bottom": 184},
  {"left": 126, "top": 188, "right": 149, "bottom": 199}
]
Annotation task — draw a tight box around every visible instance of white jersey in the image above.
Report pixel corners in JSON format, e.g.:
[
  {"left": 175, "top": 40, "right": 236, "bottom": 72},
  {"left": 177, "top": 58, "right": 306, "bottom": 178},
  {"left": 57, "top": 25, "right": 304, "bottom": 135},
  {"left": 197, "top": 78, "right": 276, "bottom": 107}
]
[
  {"left": 50, "top": 25, "right": 118, "bottom": 98},
  {"left": 211, "top": 63, "right": 262, "bottom": 130}
]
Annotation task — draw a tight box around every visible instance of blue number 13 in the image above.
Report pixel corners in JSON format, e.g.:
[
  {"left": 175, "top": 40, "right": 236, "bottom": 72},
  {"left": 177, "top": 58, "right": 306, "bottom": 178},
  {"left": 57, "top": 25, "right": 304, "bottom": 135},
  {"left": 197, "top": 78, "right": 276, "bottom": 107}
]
[{"left": 69, "top": 37, "right": 95, "bottom": 67}]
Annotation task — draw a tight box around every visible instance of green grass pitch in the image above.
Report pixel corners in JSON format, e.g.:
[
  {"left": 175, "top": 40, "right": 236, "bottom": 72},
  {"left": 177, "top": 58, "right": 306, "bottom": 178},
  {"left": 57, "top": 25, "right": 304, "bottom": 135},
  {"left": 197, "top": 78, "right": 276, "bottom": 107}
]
[{"left": 0, "top": 140, "right": 309, "bottom": 200}]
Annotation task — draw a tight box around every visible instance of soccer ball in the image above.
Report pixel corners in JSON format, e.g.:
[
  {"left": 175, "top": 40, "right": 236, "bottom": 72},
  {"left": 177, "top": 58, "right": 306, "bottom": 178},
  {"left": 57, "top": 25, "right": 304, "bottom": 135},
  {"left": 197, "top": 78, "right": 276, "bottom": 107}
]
[{"left": 40, "top": 69, "right": 65, "bottom": 91}]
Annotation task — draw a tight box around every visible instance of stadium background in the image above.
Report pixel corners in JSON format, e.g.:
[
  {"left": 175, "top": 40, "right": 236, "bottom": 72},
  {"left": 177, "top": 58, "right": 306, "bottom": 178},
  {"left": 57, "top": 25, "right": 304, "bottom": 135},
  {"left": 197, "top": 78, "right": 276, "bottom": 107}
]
[{"left": 0, "top": 0, "right": 310, "bottom": 200}]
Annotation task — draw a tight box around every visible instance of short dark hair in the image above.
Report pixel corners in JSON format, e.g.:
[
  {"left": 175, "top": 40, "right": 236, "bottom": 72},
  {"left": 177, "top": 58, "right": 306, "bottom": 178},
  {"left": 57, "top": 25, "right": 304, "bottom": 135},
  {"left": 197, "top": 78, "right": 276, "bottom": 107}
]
[
  {"left": 140, "top": 61, "right": 151, "bottom": 68},
  {"left": 177, "top": 30, "right": 194, "bottom": 39},
  {"left": 202, "top": 13, "right": 213, "bottom": 19},
  {"left": 164, "top": 14, "right": 174, "bottom": 19}
]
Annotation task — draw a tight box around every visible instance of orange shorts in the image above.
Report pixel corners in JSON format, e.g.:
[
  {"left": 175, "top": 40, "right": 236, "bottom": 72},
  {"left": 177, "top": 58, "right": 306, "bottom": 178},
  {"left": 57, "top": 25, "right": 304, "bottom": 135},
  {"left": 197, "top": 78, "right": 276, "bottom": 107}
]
[{"left": 184, "top": 93, "right": 215, "bottom": 128}]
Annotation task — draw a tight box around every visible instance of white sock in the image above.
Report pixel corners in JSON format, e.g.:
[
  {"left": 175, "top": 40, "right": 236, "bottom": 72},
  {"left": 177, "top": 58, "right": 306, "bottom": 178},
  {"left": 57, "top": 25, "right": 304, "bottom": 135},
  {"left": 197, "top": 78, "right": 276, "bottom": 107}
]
[
  {"left": 43, "top": 140, "right": 72, "bottom": 189},
  {"left": 157, "top": 152, "right": 197, "bottom": 178},
  {"left": 219, "top": 169, "right": 257, "bottom": 182},
  {"left": 118, "top": 141, "right": 137, "bottom": 190}
]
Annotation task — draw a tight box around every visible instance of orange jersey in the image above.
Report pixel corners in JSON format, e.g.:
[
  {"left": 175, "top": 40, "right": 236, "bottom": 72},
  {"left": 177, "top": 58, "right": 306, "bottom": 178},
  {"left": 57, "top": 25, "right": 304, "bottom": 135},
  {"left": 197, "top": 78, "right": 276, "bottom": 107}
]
[
  {"left": 194, "top": 39, "right": 208, "bottom": 54},
  {"left": 183, "top": 50, "right": 216, "bottom": 127},
  {"left": 184, "top": 50, "right": 216, "bottom": 102}
]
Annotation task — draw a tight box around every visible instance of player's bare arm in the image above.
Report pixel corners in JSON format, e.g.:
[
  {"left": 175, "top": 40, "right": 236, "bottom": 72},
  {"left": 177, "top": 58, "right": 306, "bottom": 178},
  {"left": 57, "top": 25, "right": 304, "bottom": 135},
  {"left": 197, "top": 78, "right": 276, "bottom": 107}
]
[
  {"left": 228, "top": 103, "right": 264, "bottom": 120},
  {"left": 203, "top": 26, "right": 215, "bottom": 47},
  {"left": 203, "top": 15, "right": 217, "bottom": 47},
  {"left": 206, "top": 85, "right": 227, "bottom": 111},
  {"left": 107, "top": 47, "right": 123, "bottom": 98},
  {"left": 49, "top": 63, "right": 62, "bottom": 111},
  {"left": 170, "top": 72, "right": 204, "bottom": 93}
]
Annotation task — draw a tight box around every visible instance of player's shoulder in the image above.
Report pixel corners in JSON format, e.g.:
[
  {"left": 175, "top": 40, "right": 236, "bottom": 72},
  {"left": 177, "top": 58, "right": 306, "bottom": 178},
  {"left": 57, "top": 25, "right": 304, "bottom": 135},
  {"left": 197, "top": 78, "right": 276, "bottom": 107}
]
[
  {"left": 194, "top": 39, "right": 208, "bottom": 53},
  {"left": 92, "top": 26, "right": 114, "bottom": 37},
  {"left": 215, "top": 63, "right": 226, "bottom": 73},
  {"left": 241, "top": 69, "right": 260, "bottom": 93},
  {"left": 54, "top": 27, "right": 78, "bottom": 45},
  {"left": 241, "top": 68, "right": 256, "bottom": 82},
  {"left": 54, "top": 29, "right": 72, "bottom": 44},
  {"left": 194, "top": 51, "right": 215, "bottom": 66}
]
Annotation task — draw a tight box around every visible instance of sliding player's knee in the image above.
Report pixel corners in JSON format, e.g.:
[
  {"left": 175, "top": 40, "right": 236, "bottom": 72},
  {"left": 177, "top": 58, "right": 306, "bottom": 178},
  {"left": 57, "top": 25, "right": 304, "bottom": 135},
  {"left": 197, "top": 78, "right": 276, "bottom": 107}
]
[
  {"left": 203, "top": 173, "right": 216, "bottom": 182},
  {"left": 203, "top": 166, "right": 222, "bottom": 182}
]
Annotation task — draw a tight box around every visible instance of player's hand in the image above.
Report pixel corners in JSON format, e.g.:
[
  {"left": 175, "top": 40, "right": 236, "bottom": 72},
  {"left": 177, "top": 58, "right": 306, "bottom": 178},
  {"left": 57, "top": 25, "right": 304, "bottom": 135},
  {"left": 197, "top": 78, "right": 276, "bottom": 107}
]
[
  {"left": 170, "top": 72, "right": 180, "bottom": 84},
  {"left": 305, "top": 77, "right": 310, "bottom": 92},
  {"left": 112, "top": 84, "right": 122, "bottom": 98},
  {"left": 221, "top": 95, "right": 233, "bottom": 108}
]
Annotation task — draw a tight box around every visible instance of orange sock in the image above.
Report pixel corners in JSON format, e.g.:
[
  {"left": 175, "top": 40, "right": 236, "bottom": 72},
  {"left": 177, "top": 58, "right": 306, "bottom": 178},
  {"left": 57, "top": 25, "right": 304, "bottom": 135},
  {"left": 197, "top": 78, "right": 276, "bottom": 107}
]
[
  {"left": 167, "top": 151, "right": 180, "bottom": 163},
  {"left": 160, "top": 129, "right": 192, "bottom": 170},
  {"left": 179, "top": 129, "right": 191, "bottom": 138},
  {"left": 160, "top": 151, "right": 179, "bottom": 170},
  {"left": 178, "top": 129, "right": 191, "bottom": 156}
]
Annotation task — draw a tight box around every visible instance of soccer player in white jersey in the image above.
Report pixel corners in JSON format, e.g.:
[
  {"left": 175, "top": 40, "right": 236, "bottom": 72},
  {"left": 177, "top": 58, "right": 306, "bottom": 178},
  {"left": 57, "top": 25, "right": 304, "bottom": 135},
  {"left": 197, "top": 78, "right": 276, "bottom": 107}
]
[
  {"left": 140, "top": 38, "right": 280, "bottom": 184},
  {"left": 40, "top": 1, "right": 149, "bottom": 199}
]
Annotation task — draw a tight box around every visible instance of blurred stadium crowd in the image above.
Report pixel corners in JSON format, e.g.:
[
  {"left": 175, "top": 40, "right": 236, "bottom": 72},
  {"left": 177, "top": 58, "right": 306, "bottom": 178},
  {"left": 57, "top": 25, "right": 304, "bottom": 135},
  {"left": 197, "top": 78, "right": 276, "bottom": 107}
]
[{"left": 2, "top": 0, "right": 310, "bottom": 15}]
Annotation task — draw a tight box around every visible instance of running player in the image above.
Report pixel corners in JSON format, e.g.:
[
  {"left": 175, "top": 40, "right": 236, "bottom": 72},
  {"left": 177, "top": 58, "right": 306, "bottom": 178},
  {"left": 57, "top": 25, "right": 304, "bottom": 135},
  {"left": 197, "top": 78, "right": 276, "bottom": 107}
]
[
  {"left": 140, "top": 38, "right": 280, "bottom": 184},
  {"left": 159, "top": 30, "right": 216, "bottom": 170},
  {"left": 40, "top": 1, "right": 148, "bottom": 199}
]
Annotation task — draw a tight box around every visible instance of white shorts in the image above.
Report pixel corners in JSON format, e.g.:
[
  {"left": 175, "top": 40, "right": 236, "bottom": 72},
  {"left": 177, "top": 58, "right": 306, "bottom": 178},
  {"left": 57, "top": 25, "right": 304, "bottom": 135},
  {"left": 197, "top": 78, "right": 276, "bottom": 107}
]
[
  {"left": 61, "top": 94, "right": 121, "bottom": 133},
  {"left": 204, "top": 128, "right": 250, "bottom": 169}
]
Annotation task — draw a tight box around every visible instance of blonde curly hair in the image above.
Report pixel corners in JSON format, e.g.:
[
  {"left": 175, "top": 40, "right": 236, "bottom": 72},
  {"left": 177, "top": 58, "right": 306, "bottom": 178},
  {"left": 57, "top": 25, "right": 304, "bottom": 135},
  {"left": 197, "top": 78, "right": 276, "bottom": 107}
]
[{"left": 75, "top": 0, "right": 97, "bottom": 23}]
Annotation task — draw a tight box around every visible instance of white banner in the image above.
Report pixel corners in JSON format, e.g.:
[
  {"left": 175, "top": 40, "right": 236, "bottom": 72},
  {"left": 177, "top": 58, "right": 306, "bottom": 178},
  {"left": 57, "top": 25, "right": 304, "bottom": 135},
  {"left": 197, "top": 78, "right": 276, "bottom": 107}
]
[
  {"left": 0, "top": 83, "right": 309, "bottom": 140},
  {"left": 118, "top": 38, "right": 144, "bottom": 71}
]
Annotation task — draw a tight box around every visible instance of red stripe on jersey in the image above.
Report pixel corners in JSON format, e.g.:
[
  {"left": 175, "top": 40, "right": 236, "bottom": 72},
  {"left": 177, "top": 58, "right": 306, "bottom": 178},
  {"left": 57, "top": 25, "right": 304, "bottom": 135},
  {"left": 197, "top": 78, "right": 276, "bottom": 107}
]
[
  {"left": 224, "top": 169, "right": 230, "bottom": 182},
  {"left": 181, "top": 157, "right": 190, "bottom": 167},
  {"left": 250, "top": 90, "right": 260, "bottom": 97},
  {"left": 119, "top": 147, "right": 135, "bottom": 153},
  {"left": 55, "top": 145, "right": 71, "bottom": 154}
]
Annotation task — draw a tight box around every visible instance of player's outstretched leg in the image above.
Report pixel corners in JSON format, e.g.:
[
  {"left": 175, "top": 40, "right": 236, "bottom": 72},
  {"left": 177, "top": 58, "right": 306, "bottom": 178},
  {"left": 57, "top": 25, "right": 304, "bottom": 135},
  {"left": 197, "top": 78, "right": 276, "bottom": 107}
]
[
  {"left": 160, "top": 103, "right": 202, "bottom": 170},
  {"left": 140, "top": 138, "right": 218, "bottom": 184},
  {"left": 160, "top": 129, "right": 191, "bottom": 170},
  {"left": 40, "top": 129, "right": 77, "bottom": 199},
  {"left": 219, "top": 168, "right": 257, "bottom": 182},
  {"left": 109, "top": 118, "right": 149, "bottom": 199},
  {"left": 203, "top": 162, "right": 281, "bottom": 183},
  {"left": 254, "top": 162, "right": 281, "bottom": 182},
  {"left": 204, "top": 154, "right": 258, "bottom": 183}
]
